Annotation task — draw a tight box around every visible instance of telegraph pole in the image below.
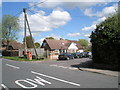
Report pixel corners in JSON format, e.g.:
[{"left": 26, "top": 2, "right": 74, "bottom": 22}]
[
  {"left": 23, "top": 8, "right": 27, "bottom": 54},
  {"left": 23, "top": 8, "right": 38, "bottom": 58}
]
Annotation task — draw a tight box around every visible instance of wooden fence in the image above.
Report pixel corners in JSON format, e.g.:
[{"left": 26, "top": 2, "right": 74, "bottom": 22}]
[{"left": 19, "top": 48, "right": 50, "bottom": 58}]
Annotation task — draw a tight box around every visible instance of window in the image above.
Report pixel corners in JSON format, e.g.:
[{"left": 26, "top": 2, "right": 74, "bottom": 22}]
[
  {"left": 54, "top": 50, "right": 59, "bottom": 53},
  {"left": 70, "top": 49, "right": 76, "bottom": 53}
]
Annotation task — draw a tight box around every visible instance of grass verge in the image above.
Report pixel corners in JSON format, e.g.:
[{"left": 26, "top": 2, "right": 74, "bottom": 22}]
[{"left": 1, "top": 56, "right": 49, "bottom": 61}]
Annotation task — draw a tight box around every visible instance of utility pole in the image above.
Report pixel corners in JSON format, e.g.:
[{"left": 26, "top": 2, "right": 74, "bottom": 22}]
[
  {"left": 23, "top": 8, "right": 27, "bottom": 54},
  {"left": 23, "top": 8, "right": 38, "bottom": 58}
]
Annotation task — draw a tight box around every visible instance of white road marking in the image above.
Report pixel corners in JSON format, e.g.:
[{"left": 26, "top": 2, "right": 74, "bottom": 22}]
[
  {"left": 1, "top": 84, "right": 9, "bottom": 90},
  {"left": 50, "top": 65, "right": 77, "bottom": 70},
  {"left": 6, "top": 64, "right": 20, "bottom": 69},
  {"left": 68, "top": 67, "right": 78, "bottom": 70},
  {"left": 26, "top": 76, "right": 51, "bottom": 86},
  {"left": 15, "top": 80, "right": 37, "bottom": 89},
  {"left": 50, "top": 65, "right": 57, "bottom": 67},
  {"left": 31, "top": 71, "right": 80, "bottom": 87},
  {"left": 58, "top": 66, "right": 68, "bottom": 69},
  {"left": 15, "top": 76, "right": 52, "bottom": 89}
]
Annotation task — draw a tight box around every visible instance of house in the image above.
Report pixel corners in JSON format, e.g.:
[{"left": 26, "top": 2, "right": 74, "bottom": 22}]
[
  {"left": 0, "top": 40, "right": 24, "bottom": 56},
  {"left": 41, "top": 39, "right": 84, "bottom": 59},
  {"left": 1, "top": 40, "right": 24, "bottom": 50}
]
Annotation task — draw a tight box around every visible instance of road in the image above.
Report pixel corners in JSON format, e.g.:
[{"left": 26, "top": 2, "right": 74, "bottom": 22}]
[{"left": 1, "top": 58, "right": 118, "bottom": 89}]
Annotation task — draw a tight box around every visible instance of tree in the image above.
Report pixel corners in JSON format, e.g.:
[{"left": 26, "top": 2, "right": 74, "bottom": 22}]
[
  {"left": 46, "top": 37, "right": 54, "bottom": 39},
  {"left": 23, "top": 36, "right": 34, "bottom": 48},
  {"left": 34, "top": 42, "right": 40, "bottom": 48},
  {"left": 2, "top": 15, "right": 20, "bottom": 49},
  {"left": 90, "top": 13, "right": 119, "bottom": 66},
  {"left": 78, "top": 39, "right": 89, "bottom": 49}
]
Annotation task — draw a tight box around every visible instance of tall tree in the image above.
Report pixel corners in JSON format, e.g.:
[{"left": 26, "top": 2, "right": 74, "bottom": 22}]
[
  {"left": 78, "top": 39, "right": 89, "bottom": 49},
  {"left": 46, "top": 37, "right": 54, "bottom": 39},
  {"left": 23, "top": 36, "right": 34, "bottom": 48},
  {"left": 34, "top": 42, "right": 40, "bottom": 48},
  {"left": 90, "top": 12, "right": 119, "bottom": 66},
  {"left": 2, "top": 15, "right": 20, "bottom": 49}
]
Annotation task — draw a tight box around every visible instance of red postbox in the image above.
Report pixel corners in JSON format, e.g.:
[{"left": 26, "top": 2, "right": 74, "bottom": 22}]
[{"left": 27, "top": 52, "right": 32, "bottom": 60}]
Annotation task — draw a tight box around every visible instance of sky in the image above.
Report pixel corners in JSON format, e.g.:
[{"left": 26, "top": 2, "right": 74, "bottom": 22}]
[{"left": 1, "top": 0, "right": 119, "bottom": 44}]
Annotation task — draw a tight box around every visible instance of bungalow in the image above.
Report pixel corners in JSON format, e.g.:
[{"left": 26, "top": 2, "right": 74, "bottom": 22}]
[
  {"left": 41, "top": 39, "right": 84, "bottom": 59},
  {"left": 0, "top": 40, "right": 24, "bottom": 56},
  {"left": 1, "top": 40, "right": 24, "bottom": 50}
]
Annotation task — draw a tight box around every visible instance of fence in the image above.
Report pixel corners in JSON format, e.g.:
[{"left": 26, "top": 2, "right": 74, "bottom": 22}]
[
  {"left": 19, "top": 48, "right": 50, "bottom": 58},
  {"left": 2, "top": 50, "right": 19, "bottom": 56}
]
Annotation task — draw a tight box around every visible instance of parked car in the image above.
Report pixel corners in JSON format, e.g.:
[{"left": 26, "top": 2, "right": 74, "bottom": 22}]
[
  {"left": 88, "top": 52, "right": 92, "bottom": 58},
  {"left": 58, "top": 53, "right": 74, "bottom": 60},
  {"left": 81, "top": 52, "right": 92, "bottom": 57},
  {"left": 81, "top": 52, "right": 89, "bottom": 57},
  {"left": 72, "top": 53, "right": 83, "bottom": 58}
]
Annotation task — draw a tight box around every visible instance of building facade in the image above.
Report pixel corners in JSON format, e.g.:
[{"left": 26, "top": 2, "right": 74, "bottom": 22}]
[{"left": 41, "top": 39, "right": 84, "bottom": 59}]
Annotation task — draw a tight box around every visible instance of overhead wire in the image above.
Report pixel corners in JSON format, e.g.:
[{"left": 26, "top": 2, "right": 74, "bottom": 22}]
[{"left": 26, "top": 0, "right": 48, "bottom": 9}]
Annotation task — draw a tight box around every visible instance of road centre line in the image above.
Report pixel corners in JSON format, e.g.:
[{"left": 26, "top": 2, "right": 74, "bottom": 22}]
[
  {"left": 58, "top": 66, "right": 68, "bottom": 69},
  {"left": 50, "top": 65, "right": 77, "bottom": 70},
  {"left": 6, "top": 64, "right": 20, "bottom": 69},
  {"left": 31, "top": 71, "right": 80, "bottom": 87},
  {"left": 50, "top": 65, "right": 68, "bottom": 69}
]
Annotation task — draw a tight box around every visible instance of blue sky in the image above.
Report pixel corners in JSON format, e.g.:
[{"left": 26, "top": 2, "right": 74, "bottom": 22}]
[{"left": 2, "top": 1, "right": 118, "bottom": 44}]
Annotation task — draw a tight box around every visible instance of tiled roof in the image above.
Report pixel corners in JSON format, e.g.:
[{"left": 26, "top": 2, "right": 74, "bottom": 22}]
[
  {"left": 44, "top": 39, "right": 83, "bottom": 50},
  {"left": 1, "top": 40, "right": 24, "bottom": 49}
]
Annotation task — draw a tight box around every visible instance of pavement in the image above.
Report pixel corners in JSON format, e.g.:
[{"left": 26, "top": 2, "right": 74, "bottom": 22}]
[{"left": 79, "top": 68, "right": 119, "bottom": 77}]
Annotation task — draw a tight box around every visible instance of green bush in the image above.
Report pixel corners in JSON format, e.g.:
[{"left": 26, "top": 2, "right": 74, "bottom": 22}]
[{"left": 90, "top": 13, "right": 120, "bottom": 65}]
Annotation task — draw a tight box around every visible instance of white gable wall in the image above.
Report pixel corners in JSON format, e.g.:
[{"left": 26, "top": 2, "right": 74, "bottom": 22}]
[
  {"left": 68, "top": 43, "right": 78, "bottom": 53},
  {"left": 68, "top": 43, "right": 78, "bottom": 50}
]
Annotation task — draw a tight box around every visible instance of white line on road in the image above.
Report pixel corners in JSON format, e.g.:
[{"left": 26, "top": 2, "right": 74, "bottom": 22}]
[
  {"left": 6, "top": 64, "right": 20, "bottom": 69},
  {"left": 1, "top": 84, "right": 9, "bottom": 90},
  {"left": 68, "top": 67, "right": 78, "bottom": 70},
  {"left": 50, "top": 65, "right": 77, "bottom": 70},
  {"left": 31, "top": 71, "right": 80, "bottom": 87},
  {"left": 58, "top": 66, "right": 68, "bottom": 69},
  {"left": 50, "top": 65, "right": 58, "bottom": 67}
]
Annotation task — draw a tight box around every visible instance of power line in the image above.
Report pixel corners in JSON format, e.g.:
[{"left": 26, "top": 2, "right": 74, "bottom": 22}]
[
  {"left": 26, "top": 0, "right": 48, "bottom": 9},
  {"left": 3, "top": 0, "right": 48, "bottom": 18},
  {"left": 13, "top": 10, "right": 23, "bottom": 17}
]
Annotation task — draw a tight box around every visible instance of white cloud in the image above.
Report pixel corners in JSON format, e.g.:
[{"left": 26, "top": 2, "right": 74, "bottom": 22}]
[
  {"left": 19, "top": 9, "right": 71, "bottom": 33},
  {"left": 20, "top": 31, "right": 41, "bottom": 37},
  {"left": 82, "top": 24, "right": 96, "bottom": 31},
  {"left": 28, "top": 0, "right": 119, "bottom": 10},
  {"left": 84, "top": 4, "right": 117, "bottom": 17},
  {"left": 38, "top": 38, "right": 45, "bottom": 44},
  {"left": 84, "top": 33, "right": 91, "bottom": 37},
  {"left": 46, "top": 34, "right": 62, "bottom": 40},
  {"left": 84, "top": 8, "right": 94, "bottom": 17},
  {"left": 93, "top": 17, "right": 106, "bottom": 24},
  {"left": 37, "top": 34, "right": 62, "bottom": 44},
  {"left": 67, "top": 33, "right": 80, "bottom": 37},
  {"left": 81, "top": 16, "right": 107, "bottom": 31}
]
